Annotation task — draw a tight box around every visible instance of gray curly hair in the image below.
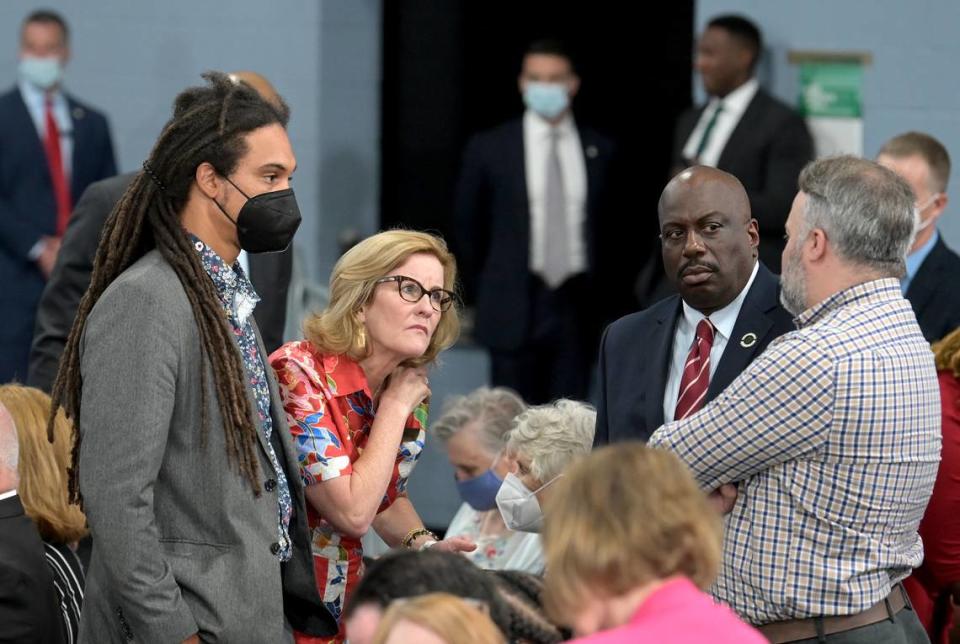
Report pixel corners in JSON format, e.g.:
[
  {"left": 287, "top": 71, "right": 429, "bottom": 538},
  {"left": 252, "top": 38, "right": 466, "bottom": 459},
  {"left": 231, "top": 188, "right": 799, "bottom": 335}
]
[
  {"left": 432, "top": 387, "right": 527, "bottom": 456},
  {"left": 506, "top": 399, "right": 596, "bottom": 483}
]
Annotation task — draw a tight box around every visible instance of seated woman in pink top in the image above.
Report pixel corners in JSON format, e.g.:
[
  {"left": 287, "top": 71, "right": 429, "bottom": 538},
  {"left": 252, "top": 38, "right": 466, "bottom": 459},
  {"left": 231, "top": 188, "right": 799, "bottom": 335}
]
[{"left": 541, "top": 444, "right": 765, "bottom": 643}]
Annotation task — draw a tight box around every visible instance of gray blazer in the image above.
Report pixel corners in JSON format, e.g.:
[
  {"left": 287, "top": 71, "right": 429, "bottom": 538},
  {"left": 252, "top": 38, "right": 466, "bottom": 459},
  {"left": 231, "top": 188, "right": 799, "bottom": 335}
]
[{"left": 77, "top": 250, "right": 335, "bottom": 643}]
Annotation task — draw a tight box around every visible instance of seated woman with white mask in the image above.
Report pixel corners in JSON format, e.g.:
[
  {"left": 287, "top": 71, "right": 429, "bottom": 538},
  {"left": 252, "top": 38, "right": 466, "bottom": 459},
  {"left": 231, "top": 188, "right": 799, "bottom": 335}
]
[
  {"left": 496, "top": 399, "right": 596, "bottom": 534},
  {"left": 434, "top": 387, "right": 544, "bottom": 573}
]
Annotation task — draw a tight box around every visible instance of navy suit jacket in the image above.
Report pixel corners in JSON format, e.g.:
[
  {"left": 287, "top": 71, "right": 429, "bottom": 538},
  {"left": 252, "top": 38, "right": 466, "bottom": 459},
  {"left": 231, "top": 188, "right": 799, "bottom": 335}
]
[
  {"left": 0, "top": 86, "right": 115, "bottom": 381},
  {"left": 595, "top": 262, "right": 795, "bottom": 445},
  {"left": 671, "top": 89, "right": 813, "bottom": 273},
  {"left": 454, "top": 117, "right": 618, "bottom": 351},
  {"left": 905, "top": 236, "right": 960, "bottom": 343}
]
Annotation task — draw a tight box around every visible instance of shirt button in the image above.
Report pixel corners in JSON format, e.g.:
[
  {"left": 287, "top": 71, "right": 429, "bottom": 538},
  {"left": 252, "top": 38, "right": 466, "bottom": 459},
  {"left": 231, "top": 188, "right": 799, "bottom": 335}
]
[
  {"left": 270, "top": 542, "right": 281, "bottom": 555},
  {"left": 265, "top": 478, "right": 277, "bottom": 492}
]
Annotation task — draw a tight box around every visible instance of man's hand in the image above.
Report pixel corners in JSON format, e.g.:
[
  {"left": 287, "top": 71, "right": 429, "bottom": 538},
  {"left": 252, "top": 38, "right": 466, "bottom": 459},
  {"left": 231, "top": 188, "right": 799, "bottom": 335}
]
[
  {"left": 182, "top": 635, "right": 200, "bottom": 644},
  {"left": 36, "top": 236, "right": 61, "bottom": 279},
  {"left": 708, "top": 483, "right": 739, "bottom": 515}
]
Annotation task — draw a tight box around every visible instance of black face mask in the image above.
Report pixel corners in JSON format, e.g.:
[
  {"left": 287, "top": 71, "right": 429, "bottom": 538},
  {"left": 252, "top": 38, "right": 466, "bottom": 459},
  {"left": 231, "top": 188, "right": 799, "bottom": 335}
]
[{"left": 213, "top": 175, "right": 302, "bottom": 254}]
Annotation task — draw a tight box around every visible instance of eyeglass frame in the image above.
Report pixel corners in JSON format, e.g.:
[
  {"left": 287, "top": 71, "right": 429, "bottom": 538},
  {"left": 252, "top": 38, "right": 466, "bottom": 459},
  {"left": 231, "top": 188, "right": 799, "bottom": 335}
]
[{"left": 373, "top": 274, "right": 457, "bottom": 312}]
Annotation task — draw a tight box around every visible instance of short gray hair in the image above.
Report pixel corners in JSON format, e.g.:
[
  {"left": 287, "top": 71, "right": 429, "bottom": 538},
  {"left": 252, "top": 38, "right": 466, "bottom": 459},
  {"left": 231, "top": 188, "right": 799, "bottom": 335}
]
[
  {"left": 432, "top": 387, "right": 527, "bottom": 455},
  {"left": 798, "top": 155, "right": 915, "bottom": 277},
  {"left": 506, "top": 399, "right": 596, "bottom": 483},
  {"left": 0, "top": 403, "right": 18, "bottom": 473}
]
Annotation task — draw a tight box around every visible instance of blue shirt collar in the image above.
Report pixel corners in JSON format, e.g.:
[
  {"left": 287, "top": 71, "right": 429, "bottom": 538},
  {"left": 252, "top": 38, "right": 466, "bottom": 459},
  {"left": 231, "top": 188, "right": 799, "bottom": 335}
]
[{"left": 905, "top": 229, "right": 939, "bottom": 283}]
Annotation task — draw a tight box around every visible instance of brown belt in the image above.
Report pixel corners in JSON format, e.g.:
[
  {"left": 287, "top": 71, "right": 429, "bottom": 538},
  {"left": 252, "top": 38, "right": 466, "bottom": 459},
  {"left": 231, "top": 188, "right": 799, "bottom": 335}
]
[{"left": 757, "top": 584, "right": 909, "bottom": 643}]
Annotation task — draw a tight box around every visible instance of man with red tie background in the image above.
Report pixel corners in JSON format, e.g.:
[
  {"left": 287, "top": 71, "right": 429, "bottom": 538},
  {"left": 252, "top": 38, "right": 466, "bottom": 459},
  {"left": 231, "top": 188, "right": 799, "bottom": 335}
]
[
  {"left": 594, "top": 165, "right": 794, "bottom": 445},
  {"left": 0, "top": 10, "right": 116, "bottom": 383}
]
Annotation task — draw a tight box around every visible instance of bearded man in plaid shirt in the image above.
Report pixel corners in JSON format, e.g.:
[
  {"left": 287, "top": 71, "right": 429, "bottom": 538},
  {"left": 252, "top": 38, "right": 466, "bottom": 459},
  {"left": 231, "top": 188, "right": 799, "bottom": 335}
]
[{"left": 650, "top": 155, "right": 941, "bottom": 644}]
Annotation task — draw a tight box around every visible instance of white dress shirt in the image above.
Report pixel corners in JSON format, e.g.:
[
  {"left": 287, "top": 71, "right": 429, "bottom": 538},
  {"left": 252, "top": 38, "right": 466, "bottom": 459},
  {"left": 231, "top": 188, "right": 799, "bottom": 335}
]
[
  {"left": 682, "top": 78, "right": 759, "bottom": 168},
  {"left": 0, "top": 489, "right": 18, "bottom": 501},
  {"left": 663, "top": 261, "right": 759, "bottom": 422},
  {"left": 523, "top": 110, "right": 588, "bottom": 277}
]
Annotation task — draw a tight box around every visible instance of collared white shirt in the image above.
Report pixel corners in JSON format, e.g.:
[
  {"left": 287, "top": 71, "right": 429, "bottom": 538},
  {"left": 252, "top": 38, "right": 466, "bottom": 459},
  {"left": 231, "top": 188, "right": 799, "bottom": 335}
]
[
  {"left": 0, "top": 489, "right": 18, "bottom": 501},
  {"left": 523, "top": 110, "right": 588, "bottom": 277},
  {"left": 19, "top": 80, "right": 73, "bottom": 178},
  {"left": 663, "top": 261, "right": 759, "bottom": 422},
  {"left": 682, "top": 78, "right": 759, "bottom": 168}
]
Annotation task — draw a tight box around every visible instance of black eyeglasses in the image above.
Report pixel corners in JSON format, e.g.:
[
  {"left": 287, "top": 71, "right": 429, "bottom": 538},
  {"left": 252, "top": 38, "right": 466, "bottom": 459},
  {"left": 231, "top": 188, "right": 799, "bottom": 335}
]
[{"left": 374, "top": 275, "right": 456, "bottom": 312}]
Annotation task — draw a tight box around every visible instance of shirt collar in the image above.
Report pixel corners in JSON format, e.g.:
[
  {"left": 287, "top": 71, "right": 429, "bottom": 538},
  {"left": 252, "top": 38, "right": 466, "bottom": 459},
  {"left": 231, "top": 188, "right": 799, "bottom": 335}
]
[
  {"left": 795, "top": 278, "right": 902, "bottom": 328},
  {"left": 905, "top": 229, "right": 939, "bottom": 282},
  {"left": 188, "top": 233, "right": 260, "bottom": 324},
  {"left": 523, "top": 109, "right": 576, "bottom": 139},
  {"left": 19, "top": 79, "right": 67, "bottom": 112},
  {"left": 680, "top": 261, "right": 759, "bottom": 341},
  {"left": 709, "top": 77, "right": 759, "bottom": 117},
  {"left": 0, "top": 490, "right": 18, "bottom": 502}
]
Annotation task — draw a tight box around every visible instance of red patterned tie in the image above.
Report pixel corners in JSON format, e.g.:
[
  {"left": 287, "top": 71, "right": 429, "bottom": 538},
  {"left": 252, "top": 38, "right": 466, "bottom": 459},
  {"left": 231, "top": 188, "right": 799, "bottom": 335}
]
[
  {"left": 43, "top": 97, "right": 72, "bottom": 235},
  {"left": 674, "top": 319, "right": 716, "bottom": 421}
]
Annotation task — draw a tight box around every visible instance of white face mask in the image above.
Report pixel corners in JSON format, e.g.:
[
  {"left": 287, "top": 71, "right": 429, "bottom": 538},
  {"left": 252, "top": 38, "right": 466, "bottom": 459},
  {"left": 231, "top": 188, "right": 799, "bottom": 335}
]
[
  {"left": 495, "top": 472, "right": 561, "bottom": 533},
  {"left": 913, "top": 193, "right": 941, "bottom": 234}
]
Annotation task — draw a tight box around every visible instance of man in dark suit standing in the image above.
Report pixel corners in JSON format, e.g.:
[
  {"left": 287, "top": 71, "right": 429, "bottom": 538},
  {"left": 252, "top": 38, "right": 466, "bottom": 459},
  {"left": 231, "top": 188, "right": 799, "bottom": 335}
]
[
  {"left": 671, "top": 14, "right": 813, "bottom": 274},
  {"left": 595, "top": 166, "right": 794, "bottom": 445},
  {"left": 877, "top": 131, "right": 960, "bottom": 344},
  {"left": 0, "top": 10, "right": 116, "bottom": 384},
  {"left": 0, "top": 402, "right": 64, "bottom": 644},
  {"left": 455, "top": 40, "right": 617, "bottom": 404},
  {"left": 27, "top": 73, "right": 294, "bottom": 392}
]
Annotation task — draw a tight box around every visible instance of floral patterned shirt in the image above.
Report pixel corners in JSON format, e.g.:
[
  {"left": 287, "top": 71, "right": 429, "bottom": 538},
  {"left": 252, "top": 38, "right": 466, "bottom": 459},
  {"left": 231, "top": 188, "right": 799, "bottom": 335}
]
[
  {"left": 191, "top": 234, "right": 293, "bottom": 561},
  {"left": 270, "top": 341, "right": 426, "bottom": 627}
]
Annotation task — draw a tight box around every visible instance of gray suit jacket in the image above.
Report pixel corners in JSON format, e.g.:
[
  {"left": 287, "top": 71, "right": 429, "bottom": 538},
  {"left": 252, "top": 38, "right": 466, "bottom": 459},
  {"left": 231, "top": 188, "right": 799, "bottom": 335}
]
[{"left": 77, "top": 250, "right": 335, "bottom": 643}]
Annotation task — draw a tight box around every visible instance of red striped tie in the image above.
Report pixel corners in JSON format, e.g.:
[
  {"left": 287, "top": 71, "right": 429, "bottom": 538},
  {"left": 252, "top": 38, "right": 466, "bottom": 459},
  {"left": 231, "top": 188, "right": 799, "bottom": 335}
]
[
  {"left": 674, "top": 319, "right": 716, "bottom": 421},
  {"left": 43, "top": 97, "right": 72, "bottom": 235}
]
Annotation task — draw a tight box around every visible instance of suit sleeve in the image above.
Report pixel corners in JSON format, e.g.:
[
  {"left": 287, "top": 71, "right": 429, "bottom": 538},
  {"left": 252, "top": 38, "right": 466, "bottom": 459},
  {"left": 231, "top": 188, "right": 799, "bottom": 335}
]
[
  {"left": 27, "top": 180, "right": 115, "bottom": 392},
  {"left": 78, "top": 281, "right": 198, "bottom": 643},
  {"left": 746, "top": 113, "right": 813, "bottom": 237},
  {"left": 94, "top": 113, "right": 117, "bottom": 181},
  {"left": 453, "top": 134, "right": 490, "bottom": 305},
  {"left": 0, "top": 194, "right": 45, "bottom": 261},
  {"left": 593, "top": 325, "right": 612, "bottom": 447}
]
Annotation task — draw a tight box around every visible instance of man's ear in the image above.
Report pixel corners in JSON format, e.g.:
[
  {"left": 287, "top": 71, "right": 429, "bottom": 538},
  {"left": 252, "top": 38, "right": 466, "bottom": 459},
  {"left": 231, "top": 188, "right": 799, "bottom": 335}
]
[{"left": 195, "top": 162, "right": 221, "bottom": 200}]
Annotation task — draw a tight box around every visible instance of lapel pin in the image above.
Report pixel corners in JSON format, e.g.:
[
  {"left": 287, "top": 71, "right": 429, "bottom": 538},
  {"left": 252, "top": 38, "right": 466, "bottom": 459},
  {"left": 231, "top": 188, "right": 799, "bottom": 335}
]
[
  {"left": 586, "top": 145, "right": 598, "bottom": 159},
  {"left": 740, "top": 332, "right": 758, "bottom": 348},
  {"left": 72, "top": 106, "right": 86, "bottom": 120}
]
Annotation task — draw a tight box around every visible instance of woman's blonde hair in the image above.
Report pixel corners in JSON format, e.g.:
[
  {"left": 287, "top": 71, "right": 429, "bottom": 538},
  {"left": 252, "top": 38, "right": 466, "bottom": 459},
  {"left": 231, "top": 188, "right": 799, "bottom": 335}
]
[
  {"left": 0, "top": 384, "right": 87, "bottom": 543},
  {"left": 541, "top": 444, "right": 720, "bottom": 626},
  {"left": 372, "top": 592, "right": 505, "bottom": 644},
  {"left": 934, "top": 326, "right": 960, "bottom": 377},
  {"left": 303, "top": 229, "right": 460, "bottom": 367}
]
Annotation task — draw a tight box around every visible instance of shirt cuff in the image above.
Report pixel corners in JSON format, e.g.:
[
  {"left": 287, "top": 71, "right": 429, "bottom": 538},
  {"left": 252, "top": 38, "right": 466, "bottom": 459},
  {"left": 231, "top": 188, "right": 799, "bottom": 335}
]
[{"left": 27, "top": 238, "right": 46, "bottom": 261}]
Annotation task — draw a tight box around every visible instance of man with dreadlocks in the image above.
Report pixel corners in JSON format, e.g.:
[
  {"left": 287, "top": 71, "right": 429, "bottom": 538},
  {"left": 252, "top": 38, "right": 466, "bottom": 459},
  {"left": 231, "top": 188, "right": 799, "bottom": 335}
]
[{"left": 49, "top": 73, "right": 337, "bottom": 642}]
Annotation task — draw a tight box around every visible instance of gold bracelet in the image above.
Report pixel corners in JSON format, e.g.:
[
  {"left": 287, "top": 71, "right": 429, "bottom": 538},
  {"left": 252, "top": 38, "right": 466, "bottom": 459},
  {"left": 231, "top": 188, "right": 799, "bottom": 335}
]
[{"left": 401, "top": 527, "right": 436, "bottom": 549}]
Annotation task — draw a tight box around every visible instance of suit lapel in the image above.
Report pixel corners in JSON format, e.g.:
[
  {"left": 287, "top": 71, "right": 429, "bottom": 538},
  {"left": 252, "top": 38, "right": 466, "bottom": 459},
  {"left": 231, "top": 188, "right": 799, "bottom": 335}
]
[
  {"left": 905, "top": 238, "right": 946, "bottom": 317},
  {"left": 640, "top": 299, "right": 681, "bottom": 431},
  {"left": 707, "top": 265, "right": 777, "bottom": 399},
  {"left": 716, "top": 90, "right": 766, "bottom": 170},
  {"left": 67, "top": 95, "right": 90, "bottom": 197},
  {"left": 12, "top": 88, "right": 51, "bottom": 179}
]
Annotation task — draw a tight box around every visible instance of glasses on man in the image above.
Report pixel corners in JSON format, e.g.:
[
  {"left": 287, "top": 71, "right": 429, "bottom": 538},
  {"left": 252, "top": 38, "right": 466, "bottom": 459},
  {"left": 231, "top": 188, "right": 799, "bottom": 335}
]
[{"left": 374, "top": 275, "right": 456, "bottom": 312}]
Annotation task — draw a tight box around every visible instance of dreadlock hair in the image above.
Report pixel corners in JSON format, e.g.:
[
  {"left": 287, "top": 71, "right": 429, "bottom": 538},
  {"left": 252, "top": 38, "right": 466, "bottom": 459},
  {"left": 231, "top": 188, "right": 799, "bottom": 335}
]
[
  {"left": 488, "top": 570, "right": 566, "bottom": 644},
  {"left": 49, "top": 71, "right": 291, "bottom": 502}
]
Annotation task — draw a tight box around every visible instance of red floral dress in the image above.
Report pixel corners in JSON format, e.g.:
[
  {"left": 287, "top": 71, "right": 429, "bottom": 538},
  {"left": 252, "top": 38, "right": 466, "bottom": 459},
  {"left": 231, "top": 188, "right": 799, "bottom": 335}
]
[{"left": 270, "top": 341, "right": 427, "bottom": 643}]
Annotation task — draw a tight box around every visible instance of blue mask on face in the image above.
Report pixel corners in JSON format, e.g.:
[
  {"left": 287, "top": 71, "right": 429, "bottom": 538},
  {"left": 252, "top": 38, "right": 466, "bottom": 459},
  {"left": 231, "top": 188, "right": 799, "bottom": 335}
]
[
  {"left": 523, "top": 82, "right": 569, "bottom": 120},
  {"left": 456, "top": 469, "right": 503, "bottom": 511}
]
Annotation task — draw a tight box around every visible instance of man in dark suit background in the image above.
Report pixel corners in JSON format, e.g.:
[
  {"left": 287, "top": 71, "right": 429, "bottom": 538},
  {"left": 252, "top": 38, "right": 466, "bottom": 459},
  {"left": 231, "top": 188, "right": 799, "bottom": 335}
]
[
  {"left": 671, "top": 14, "right": 813, "bottom": 274},
  {"left": 877, "top": 131, "right": 960, "bottom": 344},
  {"left": 0, "top": 10, "right": 116, "bottom": 384},
  {"left": 455, "top": 39, "right": 617, "bottom": 404},
  {"left": 0, "top": 401, "right": 64, "bottom": 643},
  {"left": 595, "top": 166, "right": 794, "bottom": 445}
]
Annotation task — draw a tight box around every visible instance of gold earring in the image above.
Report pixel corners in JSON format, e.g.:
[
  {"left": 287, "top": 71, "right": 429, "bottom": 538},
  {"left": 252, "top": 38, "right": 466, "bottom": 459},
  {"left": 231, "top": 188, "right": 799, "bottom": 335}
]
[{"left": 356, "top": 325, "right": 367, "bottom": 352}]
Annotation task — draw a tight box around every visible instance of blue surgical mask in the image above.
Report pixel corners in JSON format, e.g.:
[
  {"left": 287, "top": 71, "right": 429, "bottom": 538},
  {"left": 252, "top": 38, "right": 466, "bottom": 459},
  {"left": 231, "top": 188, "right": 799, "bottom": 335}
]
[
  {"left": 523, "top": 82, "right": 569, "bottom": 120},
  {"left": 456, "top": 469, "right": 503, "bottom": 511},
  {"left": 19, "top": 56, "right": 63, "bottom": 90}
]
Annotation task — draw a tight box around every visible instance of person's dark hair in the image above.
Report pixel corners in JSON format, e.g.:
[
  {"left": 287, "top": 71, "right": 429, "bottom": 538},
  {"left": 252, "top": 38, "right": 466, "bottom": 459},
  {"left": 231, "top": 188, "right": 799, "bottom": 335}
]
[
  {"left": 523, "top": 38, "right": 577, "bottom": 74},
  {"left": 489, "top": 570, "right": 566, "bottom": 644},
  {"left": 23, "top": 10, "right": 69, "bottom": 43},
  {"left": 707, "top": 14, "right": 762, "bottom": 70},
  {"left": 345, "top": 550, "right": 511, "bottom": 635},
  {"left": 49, "top": 72, "right": 291, "bottom": 501}
]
